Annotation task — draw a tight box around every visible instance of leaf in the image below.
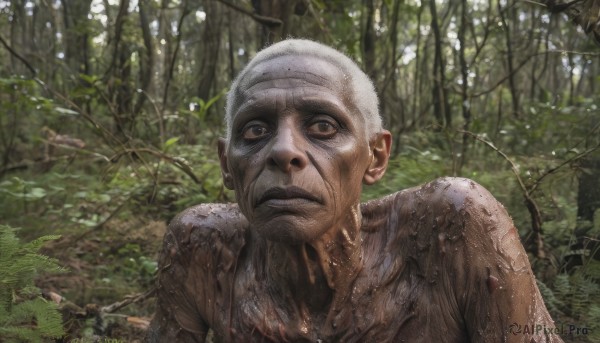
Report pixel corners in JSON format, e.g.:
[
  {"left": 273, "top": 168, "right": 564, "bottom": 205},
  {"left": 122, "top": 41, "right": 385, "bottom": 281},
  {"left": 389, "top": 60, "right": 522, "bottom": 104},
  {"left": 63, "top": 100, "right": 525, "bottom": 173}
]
[
  {"left": 163, "top": 137, "right": 180, "bottom": 150},
  {"left": 74, "top": 218, "right": 98, "bottom": 228},
  {"left": 203, "top": 88, "right": 227, "bottom": 110},
  {"left": 78, "top": 73, "right": 99, "bottom": 84},
  {"left": 54, "top": 107, "right": 79, "bottom": 116},
  {"left": 97, "top": 194, "right": 111, "bottom": 203},
  {"left": 0, "top": 226, "right": 64, "bottom": 340},
  {"left": 74, "top": 191, "right": 87, "bottom": 198},
  {"left": 28, "top": 188, "right": 46, "bottom": 199}
]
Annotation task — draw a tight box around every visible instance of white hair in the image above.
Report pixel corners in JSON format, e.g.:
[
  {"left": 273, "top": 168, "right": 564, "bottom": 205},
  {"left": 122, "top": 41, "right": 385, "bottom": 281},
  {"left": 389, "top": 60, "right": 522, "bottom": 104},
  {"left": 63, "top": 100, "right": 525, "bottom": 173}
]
[{"left": 225, "top": 39, "right": 382, "bottom": 141}]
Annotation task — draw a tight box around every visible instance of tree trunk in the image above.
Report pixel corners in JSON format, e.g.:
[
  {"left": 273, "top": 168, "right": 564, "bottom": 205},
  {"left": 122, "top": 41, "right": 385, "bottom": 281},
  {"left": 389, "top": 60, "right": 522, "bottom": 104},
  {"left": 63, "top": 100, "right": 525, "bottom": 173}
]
[
  {"left": 134, "top": 0, "right": 155, "bottom": 117},
  {"left": 361, "top": 0, "right": 376, "bottom": 81},
  {"left": 497, "top": 0, "right": 520, "bottom": 118},
  {"left": 429, "top": 0, "right": 451, "bottom": 128},
  {"left": 458, "top": 0, "right": 471, "bottom": 171},
  {"left": 197, "top": 0, "right": 224, "bottom": 103},
  {"left": 62, "top": 0, "right": 93, "bottom": 76},
  {"left": 252, "top": 0, "right": 301, "bottom": 45},
  {"left": 575, "top": 157, "right": 600, "bottom": 234},
  {"left": 412, "top": 4, "right": 423, "bottom": 129},
  {"left": 565, "top": 155, "right": 600, "bottom": 270}
]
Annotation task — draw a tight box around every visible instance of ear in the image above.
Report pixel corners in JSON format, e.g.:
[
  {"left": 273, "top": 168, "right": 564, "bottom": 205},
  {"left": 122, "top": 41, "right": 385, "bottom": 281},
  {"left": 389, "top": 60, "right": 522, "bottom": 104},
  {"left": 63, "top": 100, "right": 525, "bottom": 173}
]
[
  {"left": 218, "top": 138, "right": 234, "bottom": 190},
  {"left": 363, "top": 130, "right": 392, "bottom": 185}
]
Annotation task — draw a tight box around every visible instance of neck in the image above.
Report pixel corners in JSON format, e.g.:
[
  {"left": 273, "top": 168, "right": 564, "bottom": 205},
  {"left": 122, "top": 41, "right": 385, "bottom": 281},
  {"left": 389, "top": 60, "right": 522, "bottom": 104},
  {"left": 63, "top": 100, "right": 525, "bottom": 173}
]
[{"left": 260, "top": 205, "right": 364, "bottom": 314}]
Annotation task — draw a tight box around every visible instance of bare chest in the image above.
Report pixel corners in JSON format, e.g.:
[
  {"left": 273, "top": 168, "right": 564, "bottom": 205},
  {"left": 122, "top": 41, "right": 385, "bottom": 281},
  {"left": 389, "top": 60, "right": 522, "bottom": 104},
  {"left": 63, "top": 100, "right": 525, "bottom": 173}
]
[{"left": 200, "top": 251, "right": 465, "bottom": 343}]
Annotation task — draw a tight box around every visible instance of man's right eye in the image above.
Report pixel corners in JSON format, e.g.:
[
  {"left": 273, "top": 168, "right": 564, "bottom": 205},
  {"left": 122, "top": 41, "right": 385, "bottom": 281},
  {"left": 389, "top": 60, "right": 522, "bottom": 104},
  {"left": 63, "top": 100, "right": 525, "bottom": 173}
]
[{"left": 242, "top": 123, "right": 270, "bottom": 140}]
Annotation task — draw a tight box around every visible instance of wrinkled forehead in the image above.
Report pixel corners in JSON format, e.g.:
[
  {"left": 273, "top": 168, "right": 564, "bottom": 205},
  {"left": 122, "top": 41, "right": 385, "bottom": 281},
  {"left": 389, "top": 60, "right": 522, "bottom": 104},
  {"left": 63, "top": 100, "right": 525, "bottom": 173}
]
[
  {"left": 243, "top": 55, "right": 345, "bottom": 88},
  {"left": 232, "top": 55, "right": 353, "bottom": 110}
]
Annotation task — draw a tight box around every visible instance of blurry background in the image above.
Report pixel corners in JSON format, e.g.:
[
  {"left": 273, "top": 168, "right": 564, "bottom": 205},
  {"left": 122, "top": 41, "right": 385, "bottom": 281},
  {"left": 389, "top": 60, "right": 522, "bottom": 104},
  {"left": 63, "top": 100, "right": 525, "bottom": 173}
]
[{"left": 0, "top": 0, "right": 599, "bottom": 341}]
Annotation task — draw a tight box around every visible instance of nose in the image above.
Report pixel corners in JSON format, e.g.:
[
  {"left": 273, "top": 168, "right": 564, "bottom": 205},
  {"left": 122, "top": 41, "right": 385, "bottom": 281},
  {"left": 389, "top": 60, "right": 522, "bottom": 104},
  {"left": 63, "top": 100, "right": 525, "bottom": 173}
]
[{"left": 267, "top": 123, "right": 308, "bottom": 173}]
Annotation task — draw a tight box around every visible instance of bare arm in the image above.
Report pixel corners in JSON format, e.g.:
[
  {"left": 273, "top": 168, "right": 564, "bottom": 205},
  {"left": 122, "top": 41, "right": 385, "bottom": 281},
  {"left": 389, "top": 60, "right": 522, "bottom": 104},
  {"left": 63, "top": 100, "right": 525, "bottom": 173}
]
[
  {"left": 146, "top": 296, "right": 207, "bottom": 343},
  {"left": 146, "top": 203, "right": 247, "bottom": 342},
  {"left": 431, "top": 178, "right": 562, "bottom": 343},
  {"left": 146, "top": 213, "right": 209, "bottom": 342}
]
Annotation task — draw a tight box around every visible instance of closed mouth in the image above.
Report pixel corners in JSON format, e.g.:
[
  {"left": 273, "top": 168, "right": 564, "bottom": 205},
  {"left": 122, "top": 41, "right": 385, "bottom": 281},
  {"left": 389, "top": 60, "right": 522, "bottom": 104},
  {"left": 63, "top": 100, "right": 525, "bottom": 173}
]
[{"left": 257, "top": 186, "right": 321, "bottom": 206}]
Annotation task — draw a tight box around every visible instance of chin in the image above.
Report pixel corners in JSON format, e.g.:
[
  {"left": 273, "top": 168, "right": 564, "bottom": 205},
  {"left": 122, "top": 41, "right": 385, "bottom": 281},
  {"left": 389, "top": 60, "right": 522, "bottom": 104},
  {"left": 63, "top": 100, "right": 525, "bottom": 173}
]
[{"left": 252, "top": 216, "right": 328, "bottom": 243}]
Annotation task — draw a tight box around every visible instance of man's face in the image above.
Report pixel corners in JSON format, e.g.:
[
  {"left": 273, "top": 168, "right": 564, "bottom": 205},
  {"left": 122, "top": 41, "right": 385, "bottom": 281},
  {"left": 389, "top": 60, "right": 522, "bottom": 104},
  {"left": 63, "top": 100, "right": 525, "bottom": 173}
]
[{"left": 220, "top": 55, "right": 373, "bottom": 242}]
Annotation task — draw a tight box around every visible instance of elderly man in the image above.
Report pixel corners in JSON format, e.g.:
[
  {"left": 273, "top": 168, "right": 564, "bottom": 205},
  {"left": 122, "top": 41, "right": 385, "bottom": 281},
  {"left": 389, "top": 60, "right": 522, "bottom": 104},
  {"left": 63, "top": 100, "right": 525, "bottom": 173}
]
[{"left": 147, "top": 39, "right": 562, "bottom": 342}]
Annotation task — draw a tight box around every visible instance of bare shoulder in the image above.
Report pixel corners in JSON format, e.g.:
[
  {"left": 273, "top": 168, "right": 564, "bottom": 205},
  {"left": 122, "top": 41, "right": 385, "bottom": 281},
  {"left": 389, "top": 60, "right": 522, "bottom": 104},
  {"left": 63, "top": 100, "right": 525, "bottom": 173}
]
[
  {"left": 397, "top": 176, "right": 504, "bottom": 213},
  {"left": 420, "top": 176, "right": 497, "bottom": 206},
  {"left": 416, "top": 176, "right": 516, "bottom": 240},
  {"left": 361, "top": 176, "right": 525, "bottom": 274},
  {"left": 364, "top": 176, "right": 512, "bottom": 235},
  {"left": 378, "top": 177, "right": 534, "bottom": 292},
  {"left": 363, "top": 176, "right": 509, "bottom": 227},
  {"left": 169, "top": 202, "right": 248, "bottom": 235},
  {"left": 157, "top": 202, "right": 249, "bottom": 292},
  {"left": 165, "top": 203, "right": 248, "bottom": 253},
  {"left": 151, "top": 203, "right": 249, "bottom": 338}
]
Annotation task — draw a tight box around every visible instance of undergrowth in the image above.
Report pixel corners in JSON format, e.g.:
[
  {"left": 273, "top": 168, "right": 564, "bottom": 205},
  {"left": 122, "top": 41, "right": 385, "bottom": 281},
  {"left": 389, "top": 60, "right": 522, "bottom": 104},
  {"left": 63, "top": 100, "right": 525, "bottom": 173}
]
[{"left": 0, "top": 225, "right": 64, "bottom": 342}]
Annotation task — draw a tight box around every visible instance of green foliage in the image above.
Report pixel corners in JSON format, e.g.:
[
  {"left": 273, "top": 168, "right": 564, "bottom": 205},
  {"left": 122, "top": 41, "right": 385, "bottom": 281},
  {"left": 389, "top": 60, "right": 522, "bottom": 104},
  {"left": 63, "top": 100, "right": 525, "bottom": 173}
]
[
  {"left": 185, "top": 89, "right": 228, "bottom": 124},
  {"left": 362, "top": 136, "right": 447, "bottom": 200},
  {"left": 0, "top": 177, "right": 47, "bottom": 199},
  {"left": 0, "top": 77, "right": 55, "bottom": 170},
  {"left": 362, "top": 131, "right": 450, "bottom": 201},
  {"left": 539, "top": 262, "right": 600, "bottom": 342},
  {"left": 0, "top": 225, "right": 64, "bottom": 342},
  {"left": 1, "top": 0, "right": 599, "bottom": 340}
]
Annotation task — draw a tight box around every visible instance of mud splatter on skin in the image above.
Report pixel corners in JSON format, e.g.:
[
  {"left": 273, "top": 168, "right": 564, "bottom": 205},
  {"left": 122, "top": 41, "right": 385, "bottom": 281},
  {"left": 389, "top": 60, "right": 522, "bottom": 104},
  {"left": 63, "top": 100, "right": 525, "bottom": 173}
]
[
  {"left": 144, "top": 41, "right": 559, "bottom": 342},
  {"left": 147, "top": 178, "right": 562, "bottom": 343}
]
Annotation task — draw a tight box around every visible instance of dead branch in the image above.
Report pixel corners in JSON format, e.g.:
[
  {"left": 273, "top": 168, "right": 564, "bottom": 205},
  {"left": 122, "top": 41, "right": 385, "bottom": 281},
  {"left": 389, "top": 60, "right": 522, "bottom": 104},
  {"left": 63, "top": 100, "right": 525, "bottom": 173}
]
[
  {"left": 0, "top": 34, "right": 37, "bottom": 76},
  {"left": 101, "top": 288, "right": 156, "bottom": 314},
  {"left": 109, "top": 148, "right": 201, "bottom": 184},
  {"left": 216, "top": 0, "right": 283, "bottom": 27},
  {"left": 460, "top": 130, "right": 546, "bottom": 258}
]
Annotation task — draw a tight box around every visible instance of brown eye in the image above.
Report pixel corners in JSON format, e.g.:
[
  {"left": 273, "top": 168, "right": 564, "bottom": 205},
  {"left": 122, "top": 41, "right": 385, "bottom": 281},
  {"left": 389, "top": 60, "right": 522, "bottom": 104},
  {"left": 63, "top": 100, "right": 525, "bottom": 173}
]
[
  {"left": 242, "top": 124, "right": 270, "bottom": 140},
  {"left": 307, "top": 120, "right": 338, "bottom": 138}
]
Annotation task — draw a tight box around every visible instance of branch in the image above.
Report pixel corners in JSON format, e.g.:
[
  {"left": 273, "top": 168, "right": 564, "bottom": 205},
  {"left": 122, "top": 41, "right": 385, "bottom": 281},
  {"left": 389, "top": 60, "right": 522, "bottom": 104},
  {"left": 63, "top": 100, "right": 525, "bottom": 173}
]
[
  {"left": 530, "top": 140, "right": 600, "bottom": 194},
  {"left": 101, "top": 288, "right": 156, "bottom": 313},
  {"left": 470, "top": 50, "right": 535, "bottom": 97},
  {"left": 109, "top": 148, "right": 201, "bottom": 184},
  {"left": 162, "top": 3, "right": 191, "bottom": 110},
  {"left": 0, "top": 34, "right": 37, "bottom": 76},
  {"left": 470, "top": 49, "right": 600, "bottom": 98},
  {"left": 71, "top": 198, "right": 130, "bottom": 243},
  {"left": 460, "top": 130, "right": 546, "bottom": 258},
  {"left": 216, "top": 0, "right": 283, "bottom": 27},
  {"left": 459, "top": 131, "right": 528, "bottom": 192}
]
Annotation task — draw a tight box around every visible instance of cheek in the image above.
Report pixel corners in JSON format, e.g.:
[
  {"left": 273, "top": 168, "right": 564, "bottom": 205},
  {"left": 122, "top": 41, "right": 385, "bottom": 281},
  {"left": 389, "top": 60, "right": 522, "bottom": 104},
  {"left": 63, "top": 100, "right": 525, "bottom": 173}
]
[
  {"left": 318, "top": 139, "right": 370, "bottom": 204},
  {"left": 228, "top": 150, "right": 262, "bottom": 208},
  {"left": 336, "top": 139, "right": 370, "bottom": 183}
]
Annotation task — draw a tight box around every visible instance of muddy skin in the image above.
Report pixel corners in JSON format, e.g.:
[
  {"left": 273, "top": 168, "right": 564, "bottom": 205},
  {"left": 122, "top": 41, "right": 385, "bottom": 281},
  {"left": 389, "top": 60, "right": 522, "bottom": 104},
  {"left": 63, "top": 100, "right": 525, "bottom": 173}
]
[
  {"left": 147, "top": 51, "right": 562, "bottom": 342},
  {"left": 147, "top": 179, "right": 562, "bottom": 343}
]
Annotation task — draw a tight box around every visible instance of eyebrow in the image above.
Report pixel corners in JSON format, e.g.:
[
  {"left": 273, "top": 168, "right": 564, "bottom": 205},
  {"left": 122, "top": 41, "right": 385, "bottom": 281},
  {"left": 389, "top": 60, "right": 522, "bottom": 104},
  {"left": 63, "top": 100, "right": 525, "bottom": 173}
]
[
  {"left": 233, "top": 93, "right": 350, "bottom": 119},
  {"left": 293, "top": 96, "right": 349, "bottom": 116}
]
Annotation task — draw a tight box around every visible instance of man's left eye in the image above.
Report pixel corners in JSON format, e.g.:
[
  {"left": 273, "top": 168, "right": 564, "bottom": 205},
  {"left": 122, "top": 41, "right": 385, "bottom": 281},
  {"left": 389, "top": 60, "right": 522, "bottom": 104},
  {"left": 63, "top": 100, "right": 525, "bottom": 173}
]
[
  {"left": 242, "top": 122, "right": 270, "bottom": 140},
  {"left": 306, "top": 121, "right": 338, "bottom": 138}
]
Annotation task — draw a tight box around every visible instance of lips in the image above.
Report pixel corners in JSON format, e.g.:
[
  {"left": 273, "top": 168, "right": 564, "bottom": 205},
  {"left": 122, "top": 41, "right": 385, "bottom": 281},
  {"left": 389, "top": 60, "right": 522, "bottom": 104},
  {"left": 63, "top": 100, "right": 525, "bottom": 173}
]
[{"left": 257, "top": 186, "right": 321, "bottom": 206}]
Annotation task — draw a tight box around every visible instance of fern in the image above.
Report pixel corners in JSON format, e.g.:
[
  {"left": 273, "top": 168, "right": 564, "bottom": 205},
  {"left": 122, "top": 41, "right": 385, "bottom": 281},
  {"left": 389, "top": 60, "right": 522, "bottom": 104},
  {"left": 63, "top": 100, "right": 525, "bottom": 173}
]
[
  {"left": 587, "top": 304, "right": 600, "bottom": 341},
  {"left": 550, "top": 264, "right": 600, "bottom": 341},
  {"left": 583, "top": 258, "right": 600, "bottom": 280},
  {"left": 537, "top": 279, "right": 564, "bottom": 316},
  {"left": 0, "top": 225, "right": 65, "bottom": 342}
]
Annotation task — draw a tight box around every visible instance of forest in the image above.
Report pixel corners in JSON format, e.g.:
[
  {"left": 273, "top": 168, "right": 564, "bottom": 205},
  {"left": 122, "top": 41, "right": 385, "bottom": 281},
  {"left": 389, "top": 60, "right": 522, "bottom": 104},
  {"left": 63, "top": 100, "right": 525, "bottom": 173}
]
[{"left": 0, "top": 0, "right": 599, "bottom": 341}]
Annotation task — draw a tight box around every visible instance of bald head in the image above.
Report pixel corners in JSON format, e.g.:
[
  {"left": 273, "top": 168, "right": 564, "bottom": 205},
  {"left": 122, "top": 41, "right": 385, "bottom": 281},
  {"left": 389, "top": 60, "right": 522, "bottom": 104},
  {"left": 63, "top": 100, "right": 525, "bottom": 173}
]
[{"left": 225, "top": 39, "right": 382, "bottom": 141}]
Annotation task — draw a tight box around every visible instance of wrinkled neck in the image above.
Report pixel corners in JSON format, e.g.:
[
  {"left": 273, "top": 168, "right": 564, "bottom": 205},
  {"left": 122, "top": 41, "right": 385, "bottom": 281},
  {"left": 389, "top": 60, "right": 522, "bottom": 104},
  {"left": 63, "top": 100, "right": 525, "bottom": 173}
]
[{"left": 262, "top": 204, "right": 364, "bottom": 313}]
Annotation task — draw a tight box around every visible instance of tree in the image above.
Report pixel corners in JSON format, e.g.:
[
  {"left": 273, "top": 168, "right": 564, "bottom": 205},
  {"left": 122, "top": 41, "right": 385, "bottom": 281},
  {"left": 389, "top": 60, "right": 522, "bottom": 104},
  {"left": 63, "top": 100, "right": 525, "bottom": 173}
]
[{"left": 1, "top": 0, "right": 599, "bottom": 339}]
